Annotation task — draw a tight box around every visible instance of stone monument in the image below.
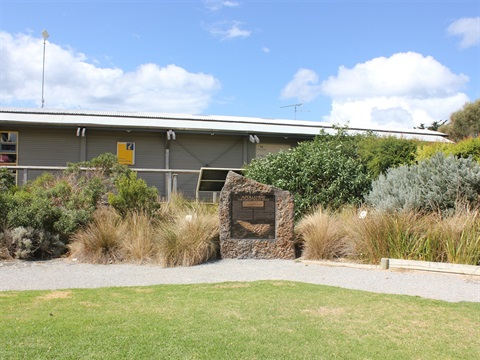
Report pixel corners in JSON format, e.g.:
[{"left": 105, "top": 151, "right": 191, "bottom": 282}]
[{"left": 219, "top": 171, "right": 295, "bottom": 259}]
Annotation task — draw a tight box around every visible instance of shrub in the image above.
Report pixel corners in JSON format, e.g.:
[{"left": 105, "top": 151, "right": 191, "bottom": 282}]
[
  {"left": 296, "top": 207, "right": 351, "bottom": 260},
  {"left": 1, "top": 153, "right": 159, "bottom": 259},
  {"left": 366, "top": 153, "right": 480, "bottom": 213},
  {"left": 415, "top": 142, "right": 454, "bottom": 162},
  {"left": 6, "top": 173, "right": 97, "bottom": 242},
  {"left": 450, "top": 137, "right": 480, "bottom": 161},
  {"left": 65, "top": 152, "right": 129, "bottom": 183},
  {"left": 0, "top": 167, "right": 15, "bottom": 191},
  {"left": 0, "top": 189, "right": 13, "bottom": 233},
  {"left": 1, "top": 226, "right": 65, "bottom": 260},
  {"left": 357, "top": 135, "right": 418, "bottom": 178},
  {"left": 108, "top": 171, "right": 160, "bottom": 217},
  {"left": 416, "top": 137, "right": 480, "bottom": 162},
  {"left": 245, "top": 131, "right": 371, "bottom": 219}
]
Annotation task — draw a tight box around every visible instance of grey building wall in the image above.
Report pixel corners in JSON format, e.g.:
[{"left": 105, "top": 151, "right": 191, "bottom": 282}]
[
  {"left": 86, "top": 129, "right": 166, "bottom": 193},
  {"left": 0, "top": 125, "right": 81, "bottom": 181},
  {"left": 1, "top": 123, "right": 304, "bottom": 198},
  {"left": 17, "top": 126, "right": 81, "bottom": 166},
  {"left": 169, "top": 133, "right": 246, "bottom": 198}
]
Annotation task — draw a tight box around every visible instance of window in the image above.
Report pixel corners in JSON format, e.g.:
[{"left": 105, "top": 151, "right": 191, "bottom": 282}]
[{"left": 0, "top": 131, "right": 18, "bottom": 165}]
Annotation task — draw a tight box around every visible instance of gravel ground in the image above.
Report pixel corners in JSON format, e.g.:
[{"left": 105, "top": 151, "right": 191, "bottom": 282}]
[{"left": 1, "top": 258, "right": 479, "bottom": 303}]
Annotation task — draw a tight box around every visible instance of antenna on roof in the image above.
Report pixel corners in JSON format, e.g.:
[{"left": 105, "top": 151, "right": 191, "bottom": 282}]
[{"left": 280, "top": 103, "right": 303, "bottom": 120}]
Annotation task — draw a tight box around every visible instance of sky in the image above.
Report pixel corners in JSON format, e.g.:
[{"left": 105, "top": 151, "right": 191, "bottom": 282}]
[{"left": 0, "top": 0, "right": 479, "bottom": 130}]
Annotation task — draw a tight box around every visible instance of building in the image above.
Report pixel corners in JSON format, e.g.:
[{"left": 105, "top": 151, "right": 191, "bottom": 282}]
[{"left": 0, "top": 107, "right": 450, "bottom": 198}]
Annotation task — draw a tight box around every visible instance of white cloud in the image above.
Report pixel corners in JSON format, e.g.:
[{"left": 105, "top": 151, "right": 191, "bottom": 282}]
[
  {"left": 327, "top": 94, "right": 469, "bottom": 130},
  {"left": 209, "top": 21, "right": 251, "bottom": 40},
  {"left": 204, "top": 0, "right": 240, "bottom": 11},
  {"left": 280, "top": 68, "right": 322, "bottom": 102},
  {"left": 282, "top": 52, "right": 470, "bottom": 130},
  {"left": 0, "top": 31, "right": 221, "bottom": 112},
  {"left": 447, "top": 17, "right": 480, "bottom": 49},
  {"left": 262, "top": 47, "right": 271, "bottom": 54},
  {"left": 321, "top": 52, "right": 468, "bottom": 99}
]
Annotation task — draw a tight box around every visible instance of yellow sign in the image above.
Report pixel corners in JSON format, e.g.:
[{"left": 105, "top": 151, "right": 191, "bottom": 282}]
[{"left": 117, "top": 142, "right": 135, "bottom": 165}]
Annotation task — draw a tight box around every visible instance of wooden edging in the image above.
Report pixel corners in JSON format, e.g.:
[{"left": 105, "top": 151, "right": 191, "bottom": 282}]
[
  {"left": 381, "top": 258, "right": 480, "bottom": 276},
  {"left": 299, "top": 259, "right": 381, "bottom": 270},
  {"left": 299, "top": 259, "right": 479, "bottom": 276}
]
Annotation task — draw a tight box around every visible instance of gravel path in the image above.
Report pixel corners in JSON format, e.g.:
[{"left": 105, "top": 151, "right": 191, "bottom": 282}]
[{"left": 1, "top": 258, "right": 479, "bottom": 303}]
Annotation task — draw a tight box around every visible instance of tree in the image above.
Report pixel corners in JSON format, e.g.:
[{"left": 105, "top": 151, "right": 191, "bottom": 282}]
[
  {"left": 439, "top": 99, "right": 480, "bottom": 141},
  {"left": 415, "top": 119, "right": 448, "bottom": 131}
]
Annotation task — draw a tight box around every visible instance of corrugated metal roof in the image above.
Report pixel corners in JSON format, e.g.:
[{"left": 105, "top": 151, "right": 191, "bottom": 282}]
[{"left": 0, "top": 107, "right": 451, "bottom": 142}]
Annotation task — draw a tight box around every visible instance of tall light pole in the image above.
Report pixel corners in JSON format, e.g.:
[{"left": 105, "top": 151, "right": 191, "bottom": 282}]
[{"left": 41, "top": 29, "right": 49, "bottom": 108}]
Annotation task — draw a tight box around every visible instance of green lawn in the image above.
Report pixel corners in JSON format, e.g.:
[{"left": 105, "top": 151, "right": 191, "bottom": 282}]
[{"left": 1, "top": 281, "right": 479, "bottom": 359}]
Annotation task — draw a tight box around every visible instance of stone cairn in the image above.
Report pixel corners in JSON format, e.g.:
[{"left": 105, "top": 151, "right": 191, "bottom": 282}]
[{"left": 219, "top": 171, "right": 295, "bottom": 259}]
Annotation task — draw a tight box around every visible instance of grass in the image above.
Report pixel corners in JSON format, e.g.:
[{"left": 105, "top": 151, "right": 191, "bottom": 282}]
[
  {"left": 1, "top": 281, "right": 479, "bottom": 359},
  {"left": 68, "top": 196, "right": 220, "bottom": 266},
  {"left": 297, "top": 207, "right": 480, "bottom": 265},
  {"left": 296, "top": 207, "right": 351, "bottom": 260}
]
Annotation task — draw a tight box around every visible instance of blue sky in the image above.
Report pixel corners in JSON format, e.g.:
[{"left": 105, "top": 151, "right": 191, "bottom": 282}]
[{"left": 1, "top": 0, "right": 479, "bottom": 130}]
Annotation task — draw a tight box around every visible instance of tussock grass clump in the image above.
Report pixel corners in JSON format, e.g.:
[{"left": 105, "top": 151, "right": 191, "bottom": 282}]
[
  {"left": 423, "top": 210, "right": 480, "bottom": 265},
  {"left": 69, "top": 195, "right": 219, "bottom": 267},
  {"left": 157, "top": 210, "right": 219, "bottom": 267},
  {"left": 346, "top": 211, "right": 426, "bottom": 263},
  {"left": 69, "top": 207, "right": 124, "bottom": 264},
  {"left": 155, "top": 195, "right": 219, "bottom": 267},
  {"left": 296, "top": 207, "right": 351, "bottom": 260},
  {"left": 120, "top": 212, "right": 159, "bottom": 264},
  {"left": 345, "top": 209, "right": 480, "bottom": 265},
  {"left": 297, "top": 207, "right": 480, "bottom": 266}
]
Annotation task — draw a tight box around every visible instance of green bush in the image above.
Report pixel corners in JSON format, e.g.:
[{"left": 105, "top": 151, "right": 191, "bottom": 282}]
[
  {"left": 357, "top": 135, "right": 418, "bottom": 178},
  {"left": 245, "top": 131, "right": 371, "bottom": 219},
  {"left": 6, "top": 173, "right": 97, "bottom": 242},
  {"left": 66, "top": 152, "right": 129, "bottom": 180},
  {"left": 0, "top": 168, "right": 14, "bottom": 234},
  {"left": 0, "top": 167, "right": 16, "bottom": 191},
  {"left": 108, "top": 171, "right": 160, "bottom": 217},
  {"left": 450, "top": 137, "right": 480, "bottom": 161},
  {"left": 0, "top": 153, "right": 163, "bottom": 259},
  {"left": 415, "top": 142, "right": 454, "bottom": 162},
  {"left": 366, "top": 153, "right": 480, "bottom": 213},
  {"left": 416, "top": 137, "right": 480, "bottom": 163}
]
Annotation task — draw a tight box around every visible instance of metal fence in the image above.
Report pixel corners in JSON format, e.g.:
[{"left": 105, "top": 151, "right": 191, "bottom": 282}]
[{"left": 2, "top": 166, "right": 200, "bottom": 201}]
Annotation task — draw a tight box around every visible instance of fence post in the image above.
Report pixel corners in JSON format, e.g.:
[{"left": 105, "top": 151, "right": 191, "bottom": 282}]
[
  {"left": 23, "top": 168, "right": 28, "bottom": 185},
  {"left": 172, "top": 174, "right": 178, "bottom": 194},
  {"left": 166, "top": 172, "right": 172, "bottom": 201}
]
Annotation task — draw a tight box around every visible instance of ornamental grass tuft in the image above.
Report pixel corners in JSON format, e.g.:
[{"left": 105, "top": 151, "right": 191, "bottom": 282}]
[
  {"left": 69, "top": 195, "right": 219, "bottom": 267},
  {"left": 296, "top": 207, "right": 351, "bottom": 260},
  {"left": 69, "top": 206, "right": 124, "bottom": 264},
  {"left": 156, "top": 210, "right": 220, "bottom": 267}
]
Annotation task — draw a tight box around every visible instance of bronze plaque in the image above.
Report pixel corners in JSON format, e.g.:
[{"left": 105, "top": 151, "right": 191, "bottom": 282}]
[
  {"left": 242, "top": 200, "right": 264, "bottom": 208},
  {"left": 231, "top": 193, "right": 275, "bottom": 239}
]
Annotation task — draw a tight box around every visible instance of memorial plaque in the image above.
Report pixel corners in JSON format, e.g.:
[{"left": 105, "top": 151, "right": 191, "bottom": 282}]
[{"left": 231, "top": 193, "right": 275, "bottom": 239}]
